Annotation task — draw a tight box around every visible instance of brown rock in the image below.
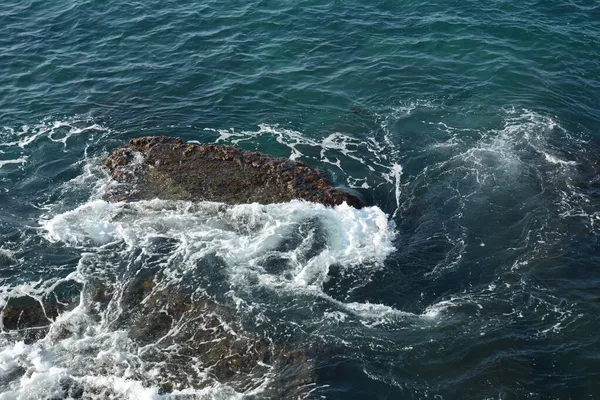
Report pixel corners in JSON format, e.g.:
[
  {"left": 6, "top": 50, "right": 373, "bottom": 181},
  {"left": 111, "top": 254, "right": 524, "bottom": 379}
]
[
  {"left": 117, "top": 272, "right": 313, "bottom": 396},
  {"left": 2, "top": 295, "right": 50, "bottom": 330},
  {"left": 103, "top": 136, "right": 365, "bottom": 208},
  {"left": 1, "top": 281, "right": 83, "bottom": 343}
]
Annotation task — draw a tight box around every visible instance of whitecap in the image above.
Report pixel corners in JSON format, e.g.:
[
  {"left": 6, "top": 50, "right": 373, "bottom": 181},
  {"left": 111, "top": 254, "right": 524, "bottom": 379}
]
[{"left": 0, "top": 156, "right": 28, "bottom": 169}]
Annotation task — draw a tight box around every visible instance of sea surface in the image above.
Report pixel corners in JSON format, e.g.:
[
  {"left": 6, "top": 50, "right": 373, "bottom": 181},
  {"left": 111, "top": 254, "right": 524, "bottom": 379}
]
[{"left": 1, "top": 1, "right": 599, "bottom": 399}]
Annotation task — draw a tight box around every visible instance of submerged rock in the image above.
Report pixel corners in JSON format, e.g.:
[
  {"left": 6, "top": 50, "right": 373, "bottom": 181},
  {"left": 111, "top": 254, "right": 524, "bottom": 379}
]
[
  {"left": 2, "top": 295, "right": 50, "bottom": 331},
  {"left": 103, "top": 136, "right": 364, "bottom": 207},
  {"left": 96, "top": 136, "right": 331, "bottom": 395},
  {"left": 108, "top": 271, "right": 313, "bottom": 396},
  {"left": 1, "top": 281, "right": 82, "bottom": 343}
]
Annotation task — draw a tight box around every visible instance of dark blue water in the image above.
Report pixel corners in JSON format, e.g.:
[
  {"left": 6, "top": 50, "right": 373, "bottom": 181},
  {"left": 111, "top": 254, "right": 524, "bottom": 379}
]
[{"left": 1, "top": 1, "right": 599, "bottom": 399}]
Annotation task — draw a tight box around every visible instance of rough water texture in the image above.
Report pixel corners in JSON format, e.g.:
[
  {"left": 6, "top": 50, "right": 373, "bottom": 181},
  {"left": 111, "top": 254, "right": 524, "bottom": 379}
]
[
  {"left": 1, "top": 0, "right": 600, "bottom": 399},
  {"left": 103, "top": 136, "right": 364, "bottom": 207},
  {"left": 0, "top": 266, "right": 313, "bottom": 397}
]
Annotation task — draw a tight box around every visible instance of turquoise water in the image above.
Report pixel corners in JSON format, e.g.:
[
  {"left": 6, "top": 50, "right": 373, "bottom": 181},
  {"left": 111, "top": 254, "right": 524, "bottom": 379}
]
[{"left": 1, "top": 1, "right": 599, "bottom": 398}]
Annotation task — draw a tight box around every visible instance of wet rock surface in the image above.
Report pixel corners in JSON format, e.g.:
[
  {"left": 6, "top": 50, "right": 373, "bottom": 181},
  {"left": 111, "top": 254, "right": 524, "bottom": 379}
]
[
  {"left": 103, "top": 136, "right": 365, "bottom": 208},
  {"left": 0, "top": 274, "right": 312, "bottom": 397},
  {"left": 72, "top": 136, "right": 332, "bottom": 395},
  {"left": 2, "top": 295, "right": 51, "bottom": 331},
  {"left": 1, "top": 280, "right": 82, "bottom": 343},
  {"left": 119, "top": 273, "right": 313, "bottom": 397}
]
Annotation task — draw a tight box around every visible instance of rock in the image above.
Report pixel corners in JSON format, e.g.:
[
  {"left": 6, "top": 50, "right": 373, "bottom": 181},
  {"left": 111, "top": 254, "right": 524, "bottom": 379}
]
[
  {"left": 117, "top": 272, "right": 313, "bottom": 396},
  {"left": 1, "top": 281, "right": 83, "bottom": 343},
  {"left": 103, "top": 136, "right": 365, "bottom": 208},
  {"left": 2, "top": 295, "right": 50, "bottom": 330},
  {"left": 98, "top": 136, "right": 329, "bottom": 395}
]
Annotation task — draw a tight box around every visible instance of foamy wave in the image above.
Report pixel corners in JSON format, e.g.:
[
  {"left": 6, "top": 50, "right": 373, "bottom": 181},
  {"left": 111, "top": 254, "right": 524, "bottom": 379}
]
[
  {"left": 25, "top": 198, "right": 399, "bottom": 397},
  {"left": 0, "top": 156, "right": 28, "bottom": 169},
  {"left": 542, "top": 152, "right": 577, "bottom": 166},
  {"left": 0, "top": 338, "right": 247, "bottom": 400},
  {"left": 42, "top": 199, "right": 396, "bottom": 292},
  {"left": 1, "top": 118, "right": 109, "bottom": 151},
  {"left": 341, "top": 301, "right": 414, "bottom": 326},
  {"left": 203, "top": 123, "right": 404, "bottom": 214}
]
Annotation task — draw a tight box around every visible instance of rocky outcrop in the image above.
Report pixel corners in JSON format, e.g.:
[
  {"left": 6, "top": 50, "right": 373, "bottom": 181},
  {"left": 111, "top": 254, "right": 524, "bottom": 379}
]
[
  {"left": 119, "top": 273, "right": 313, "bottom": 396},
  {"left": 103, "top": 136, "right": 364, "bottom": 207},
  {"left": 96, "top": 136, "right": 336, "bottom": 396}
]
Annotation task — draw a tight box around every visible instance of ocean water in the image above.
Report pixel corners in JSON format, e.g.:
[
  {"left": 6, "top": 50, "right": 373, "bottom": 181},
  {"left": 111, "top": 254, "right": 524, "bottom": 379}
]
[{"left": 1, "top": 0, "right": 599, "bottom": 399}]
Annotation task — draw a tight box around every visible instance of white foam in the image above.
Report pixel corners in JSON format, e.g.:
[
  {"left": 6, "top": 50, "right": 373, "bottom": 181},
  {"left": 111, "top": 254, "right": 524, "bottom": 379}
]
[
  {"left": 0, "top": 156, "right": 28, "bottom": 169},
  {"left": 41, "top": 199, "right": 396, "bottom": 294},
  {"left": 383, "top": 163, "right": 403, "bottom": 217},
  {"left": 0, "top": 341, "right": 70, "bottom": 400},
  {"left": 422, "top": 300, "right": 455, "bottom": 319},
  {"left": 543, "top": 152, "right": 577, "bottom": 166},
  {"left": 338, "top": 301, "right": 415, "bottom": 327},
  {"left": 42, "top": 200, "right": 122, "bottom": 245},
  {"left": 424, "top": 108, "right": 572, "bottom": 186},
  {"left": 0, "top": 335, "right": 246, "bottom": 399},
  {"left": 27, "top": 197, "right": 400, "bottom": 396},
  {"left": 40, "top": 197, "right": 400, "bottom": 329},
  {"left": 76, "top": 376, "right": 161, "bottom": 399},
  {"left": 1, "top": 117, "right": 109, "bottom": 153},
  {"left": 0, "top": 248, "right": 16, "bottom": 262},
  {"left": 203, "top": 123, "right": 403, "bottom": 202}
]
